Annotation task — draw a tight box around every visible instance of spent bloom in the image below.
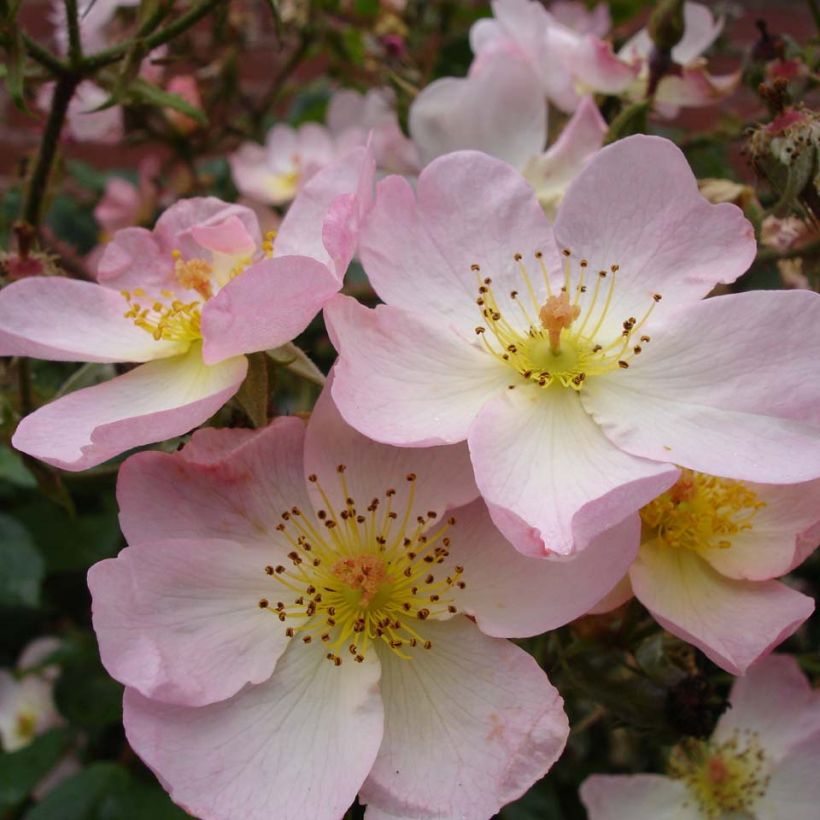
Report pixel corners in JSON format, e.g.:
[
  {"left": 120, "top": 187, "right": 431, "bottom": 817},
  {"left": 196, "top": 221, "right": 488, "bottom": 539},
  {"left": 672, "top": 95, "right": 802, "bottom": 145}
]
[
  {"left": 592, "top": 469, "right": 820, "bottom": 674},
  {"left": 80, "top": 380, "right": 652, "bottom": 819},
  {"left": 409, "top": 52, "right": 607, "bottom": 215},
  {"left": 0, "top": 147, "right": 374, "bottom": 470},
  {"left": 326, "top": 134, "right": 820, "bottom": 558},
  {"left": 581, "top": 654, "right": 820, "bottom": 819}
]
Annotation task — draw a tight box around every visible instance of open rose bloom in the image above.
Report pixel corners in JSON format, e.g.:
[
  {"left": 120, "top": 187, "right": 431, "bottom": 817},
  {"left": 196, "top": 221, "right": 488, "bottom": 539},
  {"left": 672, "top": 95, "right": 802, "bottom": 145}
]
[
  {"left": 592, "top": 470, "right": 820, "bottom": 674},
  {"left": 0, "top": 147, "right": 373, "bottom": 470},
  {"left": 327, "top": 134, "right": 820, "bottom": 558},
  {"left": 581, "top": 655, "right": 820, "bottom": 819},
  {"left": 77, "top": 380, "right": 676, "bottom": 819}
]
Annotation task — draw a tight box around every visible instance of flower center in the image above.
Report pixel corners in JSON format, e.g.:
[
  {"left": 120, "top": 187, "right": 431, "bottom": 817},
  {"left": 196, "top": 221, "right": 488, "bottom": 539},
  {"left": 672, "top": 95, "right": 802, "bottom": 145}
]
[
  {"left": 121, "top": 235, "right": 275, "bottom": 343},
  {"left": 669, "top": 732, "right": 771, "bottom": 817},
  {"left": 259, "top": 468, "right": 465, "bottom": 666},
  {"left": 474, "top": 249, "right": 661, "bottom": 390},
  {"left": 640, "top": 469, "right": 765, "bottom": 553}
]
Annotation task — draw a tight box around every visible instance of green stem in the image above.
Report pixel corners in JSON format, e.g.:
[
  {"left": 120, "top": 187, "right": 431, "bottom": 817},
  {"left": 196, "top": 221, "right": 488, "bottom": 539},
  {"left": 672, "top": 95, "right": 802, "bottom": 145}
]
[
  {"left": 21, "top": 33, "right": 68, "bottom": 75},
  {"left": 82, "top": 0, "right": 225, "bottom": 71},
  {"left": 64, "top": 0, "right": 82, "bottom": 66},
  {"left": 807, "top": 0, "right": 820, "bottom": 33},
  {"left": 20, "top": 73, "right": 79, "bottom": 232}
]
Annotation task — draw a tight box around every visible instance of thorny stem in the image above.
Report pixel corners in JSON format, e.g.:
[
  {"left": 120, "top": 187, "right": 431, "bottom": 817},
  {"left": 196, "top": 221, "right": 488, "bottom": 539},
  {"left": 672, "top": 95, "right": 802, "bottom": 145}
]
[
  {"left": 20, "top": 73, "right": 79, "bottom": 233},
  {"left": 64, "top": 0, "right": 82, "bottom": 66}
]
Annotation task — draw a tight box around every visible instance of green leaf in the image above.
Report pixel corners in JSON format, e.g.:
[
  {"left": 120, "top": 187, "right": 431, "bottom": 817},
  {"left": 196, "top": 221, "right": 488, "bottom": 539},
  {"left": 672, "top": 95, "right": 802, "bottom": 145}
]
[
  {"left": 4, "top": 25, "right": 28, "bottom": 112},
  {"left": 0, "top": 513, "right": 44, "bottom": 607},
  {"left": 0, "top": 728, "right": 73, "bottom": 811},
  {"left": 0, "top": 445, "right": 36, "bottom": 488},
  {"left": 24, "top": 763, "right": 128, "bottom": 820},
  {"left": 24, "top": 762, "right": 189, "bottom": 820},
  {"left": 126, "top": 78, "right": 207, "bottom": 126}
]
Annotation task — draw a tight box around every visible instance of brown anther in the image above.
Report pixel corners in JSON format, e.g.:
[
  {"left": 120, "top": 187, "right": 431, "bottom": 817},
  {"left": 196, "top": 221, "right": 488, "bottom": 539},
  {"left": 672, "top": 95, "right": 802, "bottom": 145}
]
[
  {"left": 514, "top": 253, "right": 523, "bottom": 261},
  {"left": 258, "top": 598, "right": 269, "bottom": 609},
  {"left": 653, "top": 293, "right": 662, "bottom": 302},
  {"left": 562, "top": 248, "right": 571, "bottom": 257},
  {"left": 618, "top": 360, "right": 629, "bottom": 369},
  {"left": 417, "top": 609, "right": 430, "bottom": 620},
  {"left": 308, "top": 474, "right": 318, "bottom": 482},
  {"left": 265, "top": 565, "right": 274, "bottom": 575},
  {"left": 406, "top": 473, "right": 416, "bottom": 482},
  {"left": 470, "top": 263, "right": 480, "bottom": 271},
  {"left": 285, "top": 627, "right": 295, "bottom": 637}
]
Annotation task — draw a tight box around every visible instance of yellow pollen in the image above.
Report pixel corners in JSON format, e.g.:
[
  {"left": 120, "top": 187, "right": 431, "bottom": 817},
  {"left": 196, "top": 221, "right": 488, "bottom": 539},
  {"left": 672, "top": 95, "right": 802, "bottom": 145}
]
[
  {"left": 174, "top": 257, "right": 214, "bottom": 300},
  {"left": 121, "top": 287, "right": 202, "bottom": 343},
  {"left": 640, "top": 469, "right": 766, "bottom": 553},
  {"left": 473, "top": 249, "right": 661, "bottom": 390},
  {"left": 261, "top": 469, "right": 465, "bottom": 666},
  {"left": 669, "top": 732, "right": 770, "bottom": 818},
  {"left": 15, "top": 711, "right": 37, "bottom": 742}
]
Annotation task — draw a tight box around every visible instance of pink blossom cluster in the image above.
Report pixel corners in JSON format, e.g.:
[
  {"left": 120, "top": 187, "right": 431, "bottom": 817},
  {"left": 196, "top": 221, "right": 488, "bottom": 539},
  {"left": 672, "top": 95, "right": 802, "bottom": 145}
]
[{"left": 4, "top": 1, "right": 820, "bottom": 817}]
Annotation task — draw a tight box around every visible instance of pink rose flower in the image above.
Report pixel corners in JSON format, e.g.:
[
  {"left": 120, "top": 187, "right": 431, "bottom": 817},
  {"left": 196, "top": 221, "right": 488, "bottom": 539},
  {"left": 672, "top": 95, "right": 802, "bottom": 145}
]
[
  {"left": 85, "top": 380, "right": 605, "bottom": 819},
  {"left": 325, "top": 135, "right": 820, "bottom": 558},
  {"left": 581, "top": 654, "right": 820, "bottom": 819},
  {"left": 409, "top": 52, "right": 607, "bottom": 215},
  {"left": 0, "top": 146, "right": 374, "bottom": 470},
  {"left": 591, "top": 470, "right": 820, "bottom": 674}
]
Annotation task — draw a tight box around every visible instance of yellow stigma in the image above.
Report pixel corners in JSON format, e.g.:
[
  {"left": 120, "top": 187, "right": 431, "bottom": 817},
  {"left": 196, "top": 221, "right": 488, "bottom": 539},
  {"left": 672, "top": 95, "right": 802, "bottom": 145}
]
[
  {"left": 640, "top": 469, "right": 765, "bottom": 553},
  {"left": 669, "top": 732, "right": 770, "bottom": 818},
  {"left": 474, "top": 249, "right": 661, "bottom": 390},
  {"left": 260, "top": 468, "right": 465, "bottom": 666},
  {"left": 15, "top": 710, "right": 38, "bottom": 743}
]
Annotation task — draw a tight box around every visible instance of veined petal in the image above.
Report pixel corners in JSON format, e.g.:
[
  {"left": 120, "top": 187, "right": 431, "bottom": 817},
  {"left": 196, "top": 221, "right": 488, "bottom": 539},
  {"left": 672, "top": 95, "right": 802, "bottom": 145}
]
[
  {"left": 630, "top": 543, "right": 813, "bottom": 675},
  {"left": 553, "top": 136, "right": 756, "bottom": 327},
  {"left": 699, "top": 478, "right": 820, "bottom": 581},
  {"left": 409, "top": 54, "right": 547, "bottom": 169},
  {"left": 360, "top": 617, "right": 568, "bottom": 819},
  {"left": 583, "top": 291, "right": 820, "bottom": 483},
  {"left": 468, "top": 385, "right": 678, "bottom": 556},
  {"left": 117, "top": 418, "right": 310, "bottom": 546},
  {"left": 124, "top": 641, "right": 383, "bottom": 820},
  {"left": 580, "top": 774, "right": 699, "bottom": 820},
  {"left": 0, "top": 277, "right": 184, "bottom": 362},
  {"left": 714, "top": 654, "right": 820, "bottom": 765},
  {"left": 326, "top": 296, "right": 510, "bottom": 446},
  {"left": 447, "top": 498, "right": 639, "bottom": 636},
  {"left": 89, "top": 538, "right": 291, "bottom": 706},
  {"left": 201, "top": 255, "right": 339, "bottom": 364},
  {"left": 13, "top": 345, "right": 247, "bottom": 471},
  {"left": 305, "top": 372, "right": 478, "bottom": 523},
  {"left": 358, "top": 151, "right": 559, "bottom": 335}
]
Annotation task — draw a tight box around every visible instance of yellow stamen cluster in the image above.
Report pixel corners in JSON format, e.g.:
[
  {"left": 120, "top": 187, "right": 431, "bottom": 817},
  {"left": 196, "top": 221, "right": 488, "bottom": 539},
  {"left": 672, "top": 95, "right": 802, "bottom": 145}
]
[
  {"left": 669, "top": 731, "right": 770, "bottom": 818},
  {"left": 259, "top": 467, "right": 465, "bottom": 666},
  {"left": 641, "top": 469, "right": 765, "bottom": 553},
  {"left": 262, "top": 230, "right": 277, "bottom": 258},
  {"left": 474, "top": 249, "right": 661, "bottom": 390},
  {"left": 122, "top": 287, "right": 202, "bottom": 343}
]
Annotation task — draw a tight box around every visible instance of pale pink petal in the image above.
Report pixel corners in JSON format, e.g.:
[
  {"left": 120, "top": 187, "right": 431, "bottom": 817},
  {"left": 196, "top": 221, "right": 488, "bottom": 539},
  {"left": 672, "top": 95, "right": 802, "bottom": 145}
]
[
  {"left": 554, "top": 135, "right": 756, "bottom": 325},
  {"left": 630, "top": 544, "right": 814, "bottom": 675},
  {"left": 655, "top": 68, "right": 740, "bottom": 110},
  {"left": 446, "top": 498, "right": 639, "bottom": 636},
  {"left": 550, "top": 2, "right": 611, "bottom": 37},
  {"left": 580, "top": 774, "right": 699, "bottom": 820},
  {"left": 571, "top": 35, "right": 640, "bottom": 94},
  {"left": 756, "top": 735, "right": 820, "bottom": 820},
  {"left": 276, "top": 145, "right": 375, "bottom": 280},
  {"left": 541, "top": 23, "right": 584, "bottom": 113},
  {"left": 89, "top": 537, "right": 291, "bottom": 706},
  {"left": 229, "top": 142, "right": 281, "bottom": 205},
  {"left": 201, "top": 255, "right": 339, "bottom": 363},
  {"left": 124, "top": 641, "right": 384, "bottom": 820},
  {"left": 94, "top": 177, "right": 142, "bottom": 234},
  {"left": 699, "top": 478, "right": 820, "bottom": 581},
  {"left": 583, "top": 291, "right": 820, "bottom": 483},
  {"left": 326, "top": 89, "right": 367, "bottom": 135},
  {"left": 295, "top": 123, "right": 337, "bottom": 177},
  {"left": 523, "top": 95, "right": 606, "bottom": 215},
  {"left": 64, "top": 82, "right": 124, "bottom": 144},
  {"left": 409, "top": 54, "right": 547, "bottom": 168},
  {"left": 117, "top": 418, "right": 310, "bottom": 546},
  {"left": 468, "top": 385, "right": 679, "bottom": 556},
  {"left": 189, "top": 215, "right": 256, "bottom": 257},
  {"left": 360, "top": 617, "right": 568, "bottom": 819},
  {"left": 358, "top": 151, "right": 559, "bottom": 335},
  {"left": 326, "top": 296, "right": 510, "bottom": 446},
  {"left": 264, "top": 124, "right": 299, "bottom": 174},
  {"left": 0, "top": 277, "right": 184, "bottom": 362},
  {"left": 95, "top": 226, "right": 175, "bottom": 291},
  {"left": 153, "top": 197, "right": 262, "bottom": 261},
  {"left": 587, "top": 573, "right": 634, "bottom": 614},
  {"left": 304, "top": 373, "right": 478, "bottom": 523},
  {"left": 673, "top": 2, "right": 725, "bottom": 64},
  {"left": 714, "top": 654, "right": 820, "bottom": 764},
  {"left": 13, "top": 346, "right": 247, "bottom": 471}
]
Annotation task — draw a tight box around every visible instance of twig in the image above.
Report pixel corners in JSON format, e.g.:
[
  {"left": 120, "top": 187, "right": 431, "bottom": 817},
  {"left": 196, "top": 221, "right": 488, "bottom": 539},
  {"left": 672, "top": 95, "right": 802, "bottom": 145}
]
[{"left": 64, "top": 0, "right": 82, "bottom": 66}]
